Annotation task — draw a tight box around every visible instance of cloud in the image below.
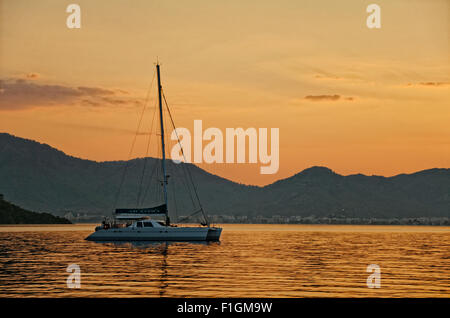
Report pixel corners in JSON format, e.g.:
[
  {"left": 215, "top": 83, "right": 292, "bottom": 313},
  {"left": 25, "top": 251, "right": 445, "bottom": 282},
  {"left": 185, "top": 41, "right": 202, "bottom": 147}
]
[
  {"left": 304, "top": 94, "right": 340, "bottom": 101},
  {"left": 406, "top": 82, "right": 450, "bottom": 87},
  {"left": 314, "top": 74, "right": 343, "bottom": 80},
  {"left": 303, "top": 94, "right": 355, "bottom": 102},
  {"left": 0, "top": 78, "right": 139, "bottom": 110},
  {"left": 26, "top": 73, "right": 40, "bottom": 79},
  {"left": 77, "top": 86, "right": 115, "bottom": 95}
]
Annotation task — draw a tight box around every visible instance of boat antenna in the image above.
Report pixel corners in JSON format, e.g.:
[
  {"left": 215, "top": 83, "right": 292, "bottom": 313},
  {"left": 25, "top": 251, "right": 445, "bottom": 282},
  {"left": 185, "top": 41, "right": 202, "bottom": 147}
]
[{"left": 156, "top": 63, "right": 170, "bottom": 226}]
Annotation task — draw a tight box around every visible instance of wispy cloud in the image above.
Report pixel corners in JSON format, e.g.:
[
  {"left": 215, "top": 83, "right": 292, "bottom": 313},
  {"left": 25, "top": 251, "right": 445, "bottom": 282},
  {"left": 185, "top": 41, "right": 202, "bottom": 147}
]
[
  {"left": 25, "top": 72, "right": 40, "bottom": 79},
  {"left": 305, "top": 94, "right": 340, "bottom": 101},
  {"left": 304, "top": 94, "right": 355, "bottom": 102},
  {"left": 314, "top": 74, "right": 343, "bottom": 81},
  {"left": 0, "top": 77, "right": 139, "bottom": 111},
  {"left": 77, "top": 86, "right": 115, "bottom": 96},
  {"left": 406, "top": 82, "right": 450, "bottom": 87}
]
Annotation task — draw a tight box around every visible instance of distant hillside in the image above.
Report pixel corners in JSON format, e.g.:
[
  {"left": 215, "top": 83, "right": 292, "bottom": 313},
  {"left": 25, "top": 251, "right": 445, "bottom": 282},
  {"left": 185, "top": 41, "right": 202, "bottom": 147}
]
[
  {"left": 257, "top": 166, "right": 450, "bottom": 218},
  {"left": 0, "top": 133, "right": 449, "bottom": 221},
  {"left": 0, "top": 133, "right": 257, "bottom": 219},
  {"left": 0, "top": 194, "right": 71, "bottom": 224}
]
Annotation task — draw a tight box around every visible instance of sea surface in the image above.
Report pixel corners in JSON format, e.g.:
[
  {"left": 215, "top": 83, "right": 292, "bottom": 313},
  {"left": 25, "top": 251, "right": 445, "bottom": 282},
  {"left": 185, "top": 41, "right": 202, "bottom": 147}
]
[{"left": 0, "top": 224, "right": 448, "bottom": 297}]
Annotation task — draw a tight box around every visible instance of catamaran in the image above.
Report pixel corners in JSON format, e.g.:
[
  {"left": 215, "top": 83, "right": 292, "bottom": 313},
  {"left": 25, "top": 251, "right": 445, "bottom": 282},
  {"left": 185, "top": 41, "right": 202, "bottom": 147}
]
[{"left": 86, "top": 63, "right": 222, "bottom": 242}]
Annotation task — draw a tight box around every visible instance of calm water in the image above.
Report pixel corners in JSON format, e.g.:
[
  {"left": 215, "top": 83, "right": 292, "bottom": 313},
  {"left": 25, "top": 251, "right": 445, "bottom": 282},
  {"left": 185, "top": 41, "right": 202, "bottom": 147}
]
[{"left": 0, "top": 224, "right": 448, "bottom": 297}]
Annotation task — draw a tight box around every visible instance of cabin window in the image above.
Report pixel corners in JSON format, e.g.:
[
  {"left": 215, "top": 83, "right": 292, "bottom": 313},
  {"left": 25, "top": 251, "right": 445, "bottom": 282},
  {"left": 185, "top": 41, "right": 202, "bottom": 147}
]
[
  {"left": 143, "top": 222, "right": 153, "bottom": 227},
  {"left": 136, "top": 222, "right": 143, "bottom": 228}
]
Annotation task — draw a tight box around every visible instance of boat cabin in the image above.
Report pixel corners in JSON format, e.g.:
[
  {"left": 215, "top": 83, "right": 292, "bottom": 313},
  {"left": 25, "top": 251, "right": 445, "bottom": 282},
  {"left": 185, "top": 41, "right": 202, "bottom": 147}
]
[{"left": 132, "top": 219, "right": 166, "bottom": 228}]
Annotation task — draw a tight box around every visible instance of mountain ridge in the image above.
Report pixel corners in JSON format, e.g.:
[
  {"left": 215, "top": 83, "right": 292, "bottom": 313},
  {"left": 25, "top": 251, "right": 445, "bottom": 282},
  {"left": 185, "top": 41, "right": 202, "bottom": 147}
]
[{"left": 0, "top": 132, "right": 449, "bottom": 220}]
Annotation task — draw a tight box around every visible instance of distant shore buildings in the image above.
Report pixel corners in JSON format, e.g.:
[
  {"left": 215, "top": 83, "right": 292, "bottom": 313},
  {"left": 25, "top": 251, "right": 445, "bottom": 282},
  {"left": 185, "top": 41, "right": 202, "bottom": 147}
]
[
  {"left": 59, "top": 209, "right": 449, "bottom": 226},
  {"left": 203, "top": 214, "right": 450, "bottom": 226}
]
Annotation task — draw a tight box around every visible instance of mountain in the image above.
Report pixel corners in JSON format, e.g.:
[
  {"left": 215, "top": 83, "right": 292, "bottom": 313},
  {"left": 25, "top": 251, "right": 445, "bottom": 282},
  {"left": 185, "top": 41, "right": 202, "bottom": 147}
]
[
  {"left": 0, "top": 133, "right": 449, "bottom": 221},
  {"left": 0, "top": 133, "right": 257, "bottom": 219},
  {"left": 0, "top": 194, "right": 71, "bottom": 224},
  {"left": 259, "top": 166, "right": 449, "bottom": 218}
]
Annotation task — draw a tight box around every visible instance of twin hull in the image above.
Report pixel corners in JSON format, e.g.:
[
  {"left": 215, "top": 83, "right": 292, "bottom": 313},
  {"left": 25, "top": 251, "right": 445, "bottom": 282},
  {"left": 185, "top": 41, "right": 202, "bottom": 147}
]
[{"left": 86, "top": 226, "right": 222, "bottom": 241}]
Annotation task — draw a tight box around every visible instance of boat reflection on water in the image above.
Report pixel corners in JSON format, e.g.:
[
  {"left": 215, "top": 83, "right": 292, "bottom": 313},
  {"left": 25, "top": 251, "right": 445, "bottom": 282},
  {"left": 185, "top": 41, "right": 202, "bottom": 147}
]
[
  {"left": 89, "top": 240, "right": 220, "bottom": 297},
  {"left": 89, "top": 240, "right": 220, "bottom": 248}
]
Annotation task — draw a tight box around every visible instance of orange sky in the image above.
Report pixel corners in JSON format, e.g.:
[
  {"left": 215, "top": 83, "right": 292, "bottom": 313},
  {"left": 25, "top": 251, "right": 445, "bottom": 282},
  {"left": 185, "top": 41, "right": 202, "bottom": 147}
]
[{"left": 0, "top": 0, "right": 449, "bottom": 185}]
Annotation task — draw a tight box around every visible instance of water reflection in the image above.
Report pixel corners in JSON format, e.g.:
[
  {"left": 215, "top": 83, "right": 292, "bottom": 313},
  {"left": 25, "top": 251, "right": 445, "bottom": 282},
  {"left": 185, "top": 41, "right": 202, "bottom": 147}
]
[
  {"left": 86, "top": 240, "right": 220, "bottom": 297},
  {"left": 159, "top": 242, "right": 168, "bottom": 297},
  {"left": 91, "top": 240, "right": 218, "bottom": 248},
  {"left": 0, "top": 225, "right": 448, "bottom": 297}
]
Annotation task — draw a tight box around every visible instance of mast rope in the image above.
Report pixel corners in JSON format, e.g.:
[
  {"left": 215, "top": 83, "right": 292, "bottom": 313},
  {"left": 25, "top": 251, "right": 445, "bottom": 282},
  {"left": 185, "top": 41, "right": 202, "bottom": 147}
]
[
  {"left": 161, "top": 91, "right": 197, "bottom": 209},
  {"left": 113, "top": 68, "right": 156, "bottom": 212},
  {"left": 177, "top": 209, "right": 203, "bottom": 223},
  {"left": 140, "top": 151, "right": 160, "bottom": 206},
  {"left": 162, "top": 90, "right": 210, "bottom": 226},
  {"left": 136, "top": 96, "right": 158, "bottom": 206}
]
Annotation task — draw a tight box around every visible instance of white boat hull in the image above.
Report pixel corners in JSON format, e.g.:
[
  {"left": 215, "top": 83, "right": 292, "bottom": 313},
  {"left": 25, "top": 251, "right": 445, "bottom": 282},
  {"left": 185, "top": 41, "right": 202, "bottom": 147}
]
[{"left": 86, "top": 226, "right": 222, "bottom": 242}]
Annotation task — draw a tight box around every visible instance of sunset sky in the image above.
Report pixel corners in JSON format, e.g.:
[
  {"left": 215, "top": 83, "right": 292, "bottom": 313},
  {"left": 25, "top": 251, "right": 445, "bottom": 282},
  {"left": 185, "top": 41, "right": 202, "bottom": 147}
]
[{"left": 1, "top": 0, "right": 449, "bottom": 185}]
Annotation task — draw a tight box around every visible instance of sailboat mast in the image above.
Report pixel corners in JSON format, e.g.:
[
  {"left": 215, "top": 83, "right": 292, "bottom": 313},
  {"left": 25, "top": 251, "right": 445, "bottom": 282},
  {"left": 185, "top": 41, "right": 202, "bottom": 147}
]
[{"left": 156, "top": 63, "right": 169, "bottom": 226}]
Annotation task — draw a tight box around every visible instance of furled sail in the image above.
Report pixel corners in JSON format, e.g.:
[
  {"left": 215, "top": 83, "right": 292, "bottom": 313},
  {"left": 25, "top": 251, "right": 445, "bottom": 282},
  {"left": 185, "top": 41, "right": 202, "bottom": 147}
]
[{"left": 115, "top": 204, "right": 167, "bottom": 216}]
